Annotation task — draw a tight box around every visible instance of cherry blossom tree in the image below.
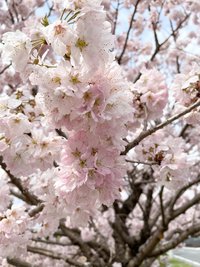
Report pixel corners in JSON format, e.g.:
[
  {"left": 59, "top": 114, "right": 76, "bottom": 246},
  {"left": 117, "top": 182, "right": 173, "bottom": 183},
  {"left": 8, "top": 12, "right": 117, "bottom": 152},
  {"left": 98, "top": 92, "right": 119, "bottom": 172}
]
[{"left": 1, "top": 0, "right": 200, "bottom": 266}]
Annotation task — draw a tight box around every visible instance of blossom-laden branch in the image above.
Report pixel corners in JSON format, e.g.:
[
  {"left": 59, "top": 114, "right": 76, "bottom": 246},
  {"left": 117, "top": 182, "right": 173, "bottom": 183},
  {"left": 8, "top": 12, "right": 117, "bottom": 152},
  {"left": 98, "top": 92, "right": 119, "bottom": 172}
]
[
  {"left": 122, "top": 99, "right": 200, "bottom": 155},
  {"left": 0, "top": 156, "right": 40, "bottom": 205}
]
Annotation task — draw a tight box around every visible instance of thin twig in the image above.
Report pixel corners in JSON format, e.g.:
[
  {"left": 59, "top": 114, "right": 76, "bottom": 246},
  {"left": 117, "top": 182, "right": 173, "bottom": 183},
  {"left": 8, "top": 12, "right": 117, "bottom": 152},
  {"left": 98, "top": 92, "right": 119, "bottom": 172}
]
[
  {"left": 126, "top": 159, "right": 158, "bottom": 166},
  {"left": 159, "top": 186, "right": 165, "bottom": 228},
  {"left": 31, "top": 238, "right": 72, "bottom": 246},
  {"left": 118, "top": 0, "right": 140, "bottom": 64},
  {"left": 0, "top": 63, "right": 12, "bottom": 75},
  {"left": 113, "top": 0, "right": 120, "bottom": 35}
]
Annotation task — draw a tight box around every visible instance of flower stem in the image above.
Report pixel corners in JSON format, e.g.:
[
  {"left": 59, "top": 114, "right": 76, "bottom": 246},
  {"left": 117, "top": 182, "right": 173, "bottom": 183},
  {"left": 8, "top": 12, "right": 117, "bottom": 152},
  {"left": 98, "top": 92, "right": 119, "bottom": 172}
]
[
  {"left": 64, "top": 10, "right": 72, "bottom": 20},
  {"left": 60, "top": 8, "right": 66, "bottom": 20},
  {"left": 37, "top": 44, "right": 44, "bottom": 58}
]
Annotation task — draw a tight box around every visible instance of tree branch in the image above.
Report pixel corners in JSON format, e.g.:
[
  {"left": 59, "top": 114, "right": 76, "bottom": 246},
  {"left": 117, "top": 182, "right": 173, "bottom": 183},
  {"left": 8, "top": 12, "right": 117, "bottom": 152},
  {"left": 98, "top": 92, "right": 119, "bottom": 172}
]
[
  {"left": 150, "top": 223, "right": 200, "bottom": 257},
  {"left": 0, "top": 63, "right": 12, "bottom": 75},
  {"left": 10, "top": 189, "right": 28, "bottom": 203},
  {"left": 134, "top": 12, "right": 191, "bottom": 82},
  {"left": 179, "top": 123, "right": 190, "bottom": 137},
  {"left": 172, "top": 192, "right": 200, "bottom": 219},
  {"left": 29, "top": 203, "right": 45, "bottom": 217},
  {"left": 31, "top": 238, "right": 72, "bottom": 246},
  {"left": 112, "top": 0, "right": 120, "bottom": 35},
  {"left": 0, "top": 156, "right": 40, "bottom": 205},
  {"left": 126, "top": 159, "right": 158, "bottom": 166},
  {"left": 127, "top": 225, "right": 165, "bottom": 267},
  {"left": 122, "top": 99, "right": 200, "bottom": 155},
  {"left": 159, "top": 186, "right": 166, "bottom": 228},
  {"left": 117, "top": 0, "right": 140, "bottom": 64},
  {"left": 27, "top": 245, "right": 85, "bottom": 267},
  {"left": 169, "top": 175, "right": 200, "bottom": 214},
  {"left": 55, "top": 128, "right": 68, "bottom": 139},
  {"left": 59, "top": 223, "right": 91, "bottom": 260},
  {"left": 149, "top": 199, "right": 171, "bottom": 230},
  {"left": 7, "top": 257, "right": 41, "bottom": 267}
]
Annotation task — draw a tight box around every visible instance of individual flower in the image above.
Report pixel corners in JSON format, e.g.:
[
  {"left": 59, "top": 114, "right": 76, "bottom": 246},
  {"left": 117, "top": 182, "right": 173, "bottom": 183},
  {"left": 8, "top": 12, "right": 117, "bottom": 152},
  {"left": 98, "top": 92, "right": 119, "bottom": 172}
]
[
  {"left": 41, "top": 19, "right": 75, "bottom": 56},
  {"left": 7, "top": 113, "right": 32, "bottom": 136},
  {"left": 2, "top": 30, "right": 32, "bottom": 72},
  {"left": 70, "top": 20, "right": 115, "bottom": 73}
]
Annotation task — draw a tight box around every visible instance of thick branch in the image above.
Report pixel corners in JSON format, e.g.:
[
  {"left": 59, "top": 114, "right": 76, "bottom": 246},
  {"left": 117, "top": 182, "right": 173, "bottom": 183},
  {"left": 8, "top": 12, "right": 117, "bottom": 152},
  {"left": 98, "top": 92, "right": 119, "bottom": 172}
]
[
  {"left": 59, "top": 223, "right": 91, "bottom": 260},
  {"left": 55, "top": 128, "right": 68, "bottom": 139},
  {"left": 127, "top": 225, "right": 165, "bottom": 267},
  {"left": 111, "top": 218, "right": 133, "bottom": 245},
  {"left": 172, "top": 192, "right": 200, "bottom": 219},
  {"left": 58, "top": 225, "right": 110, "bottom": 257},
  {"left": 118, "top": 183, "right": 143, "bottom": 221},
  {"left": 169, "top": 175, "right": 200, "bottom": 213},
  {"left": 10, "top": 189, "right": 28, "bottom": 203},
  {"left": 7, "top": 257, "right": 41, "bottom": 267},
  {"left": 165, "top": 228, "right": 183, "bottom": 241},
  {"left": 29, "top": 203, "right": 45, "bottom": 217},
  {"left": 150, "top": 223, "right": 200, "bottom": 257}
]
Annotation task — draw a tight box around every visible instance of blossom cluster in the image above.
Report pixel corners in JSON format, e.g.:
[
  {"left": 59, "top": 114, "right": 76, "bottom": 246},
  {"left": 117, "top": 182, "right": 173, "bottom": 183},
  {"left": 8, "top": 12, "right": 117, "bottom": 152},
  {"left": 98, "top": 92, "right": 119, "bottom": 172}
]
[
  {"left": 0, "top": 92, "right": 64, "bottom": 176},
  {"left": 0, "top": 0, "right": 135, "bottom": 230},
  {"left": 171, "top": 62, "right": 200, "bottom": 124},
  {"left": 0, "top": 204, "right": 30, "bottom": 258},
  {"left": 131, "top": 67, "right": 168, "bottom": 122},
  {"left": 2, "top": 0, "right": 199, "bottom": 262},
  {"left": 132, "top": 131, "right": 190, "bottom": 189}
]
